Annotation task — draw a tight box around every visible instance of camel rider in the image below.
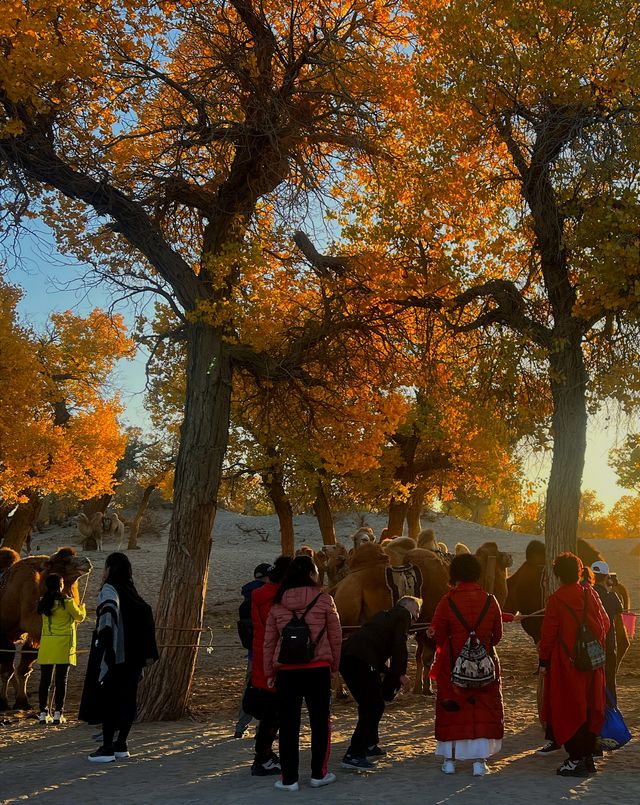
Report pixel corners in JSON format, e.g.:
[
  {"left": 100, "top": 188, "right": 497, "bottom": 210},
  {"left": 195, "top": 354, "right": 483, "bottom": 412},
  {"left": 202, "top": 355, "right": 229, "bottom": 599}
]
[{"left": 340, "top": 596, "right": 421, "bottom": 770}]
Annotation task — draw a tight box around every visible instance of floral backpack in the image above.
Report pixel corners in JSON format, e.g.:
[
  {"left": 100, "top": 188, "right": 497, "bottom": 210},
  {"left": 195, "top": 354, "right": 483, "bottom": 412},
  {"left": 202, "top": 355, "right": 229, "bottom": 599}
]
[{"left": 448, "top": 594, "right": 497, "bottom": 689}]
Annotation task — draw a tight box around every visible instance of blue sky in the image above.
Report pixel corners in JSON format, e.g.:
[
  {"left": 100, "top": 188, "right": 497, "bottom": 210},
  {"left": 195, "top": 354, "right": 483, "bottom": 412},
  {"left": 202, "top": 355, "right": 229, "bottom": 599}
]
[{"left": 5, "top": 223, "right": 633, "bottom": 509}]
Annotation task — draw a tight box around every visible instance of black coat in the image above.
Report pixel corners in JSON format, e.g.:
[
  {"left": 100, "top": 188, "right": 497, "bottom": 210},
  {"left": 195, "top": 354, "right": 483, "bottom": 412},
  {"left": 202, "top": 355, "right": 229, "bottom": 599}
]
[
  {"left": 341, "top": 604, "right": 411, "bottom": 678},
  {"left": 78, "top": 587, "right": 158, "bottom": 725}
]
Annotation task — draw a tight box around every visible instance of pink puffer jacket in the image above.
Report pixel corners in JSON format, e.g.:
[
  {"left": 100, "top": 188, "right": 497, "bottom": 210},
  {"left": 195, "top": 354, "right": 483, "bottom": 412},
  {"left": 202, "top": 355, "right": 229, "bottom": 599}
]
[{"left": 263, "top": 586, "right": 342, "bottom": 678}]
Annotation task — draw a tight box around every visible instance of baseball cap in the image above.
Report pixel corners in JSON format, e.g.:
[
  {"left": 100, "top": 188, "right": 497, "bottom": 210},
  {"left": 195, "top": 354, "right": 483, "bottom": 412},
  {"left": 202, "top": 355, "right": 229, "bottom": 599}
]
[
  {"left": 591, "top": 561, "right": 609, "bottom": 575},
  {"left": 253, "top": 563, "right": 271, "bottom": 579}
]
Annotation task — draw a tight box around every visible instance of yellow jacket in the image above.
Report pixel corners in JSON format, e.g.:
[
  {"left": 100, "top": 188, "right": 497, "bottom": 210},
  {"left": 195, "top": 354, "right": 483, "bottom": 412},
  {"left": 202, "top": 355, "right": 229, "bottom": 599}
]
[{"left": 37, "top": 598, "right": 86, "bottom": 666}]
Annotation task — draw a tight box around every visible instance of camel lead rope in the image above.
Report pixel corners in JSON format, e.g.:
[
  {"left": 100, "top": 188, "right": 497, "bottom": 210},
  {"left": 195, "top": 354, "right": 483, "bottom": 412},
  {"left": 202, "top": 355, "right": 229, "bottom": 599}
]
[{"left": 80, "top": 570, "right": 91, "bottom": 605}]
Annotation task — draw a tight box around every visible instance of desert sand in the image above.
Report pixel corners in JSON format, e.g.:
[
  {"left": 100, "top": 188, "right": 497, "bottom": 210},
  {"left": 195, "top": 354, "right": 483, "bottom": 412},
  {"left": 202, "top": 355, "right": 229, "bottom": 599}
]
[{"left": 1, "top": 510, "right": 638, "bottom": 805}]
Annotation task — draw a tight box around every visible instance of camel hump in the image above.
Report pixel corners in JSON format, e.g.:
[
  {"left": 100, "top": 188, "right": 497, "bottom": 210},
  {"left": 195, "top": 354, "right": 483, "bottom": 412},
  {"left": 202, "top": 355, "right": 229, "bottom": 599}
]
[{"left": 0, "top": 547, "right": 20, "bottom": 574}]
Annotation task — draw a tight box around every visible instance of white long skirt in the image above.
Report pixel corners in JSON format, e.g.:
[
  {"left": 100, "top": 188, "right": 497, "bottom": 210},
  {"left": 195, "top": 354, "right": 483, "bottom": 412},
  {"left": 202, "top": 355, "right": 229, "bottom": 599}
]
[{"left": 435, "top": 738, "right": 502, "bottom": 761}]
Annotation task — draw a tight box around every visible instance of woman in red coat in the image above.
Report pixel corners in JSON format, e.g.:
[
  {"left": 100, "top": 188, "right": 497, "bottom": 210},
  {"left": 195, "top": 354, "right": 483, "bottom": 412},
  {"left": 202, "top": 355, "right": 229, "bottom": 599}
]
[
  {"left": 429, "top": 553, "right": 504, "bottom": 777},
  {"left": 248, "top": 555, "right": 292, "bottom": 777},
  {"left": 538, "top": 553, "right": 609, "bottom": 777}
]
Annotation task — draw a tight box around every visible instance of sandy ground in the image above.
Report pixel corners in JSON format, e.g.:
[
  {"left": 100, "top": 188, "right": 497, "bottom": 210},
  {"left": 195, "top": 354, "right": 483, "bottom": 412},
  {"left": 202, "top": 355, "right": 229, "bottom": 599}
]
[{"left": 1, "top": 510, "right": 639, "bottom": 805}]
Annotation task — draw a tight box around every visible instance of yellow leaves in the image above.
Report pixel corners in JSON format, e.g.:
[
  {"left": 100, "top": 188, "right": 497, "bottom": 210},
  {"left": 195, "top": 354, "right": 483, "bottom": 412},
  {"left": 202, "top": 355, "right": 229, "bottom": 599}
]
[{"left": 0, "top": 273, "right": 129, "bottom": 504}]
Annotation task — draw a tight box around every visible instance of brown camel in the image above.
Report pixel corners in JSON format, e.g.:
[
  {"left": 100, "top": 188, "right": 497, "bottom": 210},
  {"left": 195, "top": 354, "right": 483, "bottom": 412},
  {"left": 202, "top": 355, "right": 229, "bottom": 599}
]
[
  {"left": 316, "top": 543, "right": 350, "bottom": 588},
  {"left": 351, "top": 527, "right": 376, "bottom": 549},
  {"left": 476, "top": 541, "right": 512, "bottom": 607},
  {"left": 332, "top": 543, "right": 450, "bottom": 693},
  {"left": 0, "top": 547, "right": 92, "bottom": 710},
  {"left": 0, "top": 547, "right": 20, "bottom": 577},
  {"left": 505, "top": 539, "right": 631, "bottom": 667},
  {"left": 77, "top": 510, "right": 125, "bottom": 551}
]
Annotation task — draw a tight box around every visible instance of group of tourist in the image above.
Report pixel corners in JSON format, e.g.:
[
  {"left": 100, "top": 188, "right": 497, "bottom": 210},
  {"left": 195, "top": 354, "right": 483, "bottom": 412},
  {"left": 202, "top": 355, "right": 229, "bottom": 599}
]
[
  {"left": 235, "top": 548, "right": 624, "bottom": 790},
  {"left": 35, "top": 552, "right": 158, "bottom": 762},
  {"left": 33, "top": 541, "right": 624, "bottom": 784}
]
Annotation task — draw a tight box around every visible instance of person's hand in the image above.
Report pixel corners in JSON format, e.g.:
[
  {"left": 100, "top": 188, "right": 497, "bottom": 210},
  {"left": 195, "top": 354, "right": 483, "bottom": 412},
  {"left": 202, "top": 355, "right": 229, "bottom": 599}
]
[
  {"left": 399, "top": 674, "right": 411, "bottom": 693},
  {"left": 539, "top": 666, "right": 547, "bottom": 674},
  {"left": 426, "top": 626, "right": 435, "bottom": 639},
  {"left": 267, "top": 677, "right": 275, "bottom": 689}
]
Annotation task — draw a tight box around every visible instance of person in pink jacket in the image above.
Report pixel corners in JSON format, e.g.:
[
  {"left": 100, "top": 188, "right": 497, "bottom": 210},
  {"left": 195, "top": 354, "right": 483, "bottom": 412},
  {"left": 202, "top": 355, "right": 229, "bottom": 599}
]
[{"left": 263, "top": 554, "right": 342, "bottom": 792}]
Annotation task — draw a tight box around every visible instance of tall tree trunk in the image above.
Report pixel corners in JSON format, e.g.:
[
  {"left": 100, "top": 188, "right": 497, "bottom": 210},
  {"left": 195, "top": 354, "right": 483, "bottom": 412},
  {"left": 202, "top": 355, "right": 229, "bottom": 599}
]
[
  {"left": 128, "top": 484, "right": 157, "bottom": 550},
  {"left": 387, "top": 499, "right": 409, "bottom": 537},
  {"left": 407, "top": 485, "right": 426, "bottom": 540},
  {"left": 312, "top": 480, "right": 336, "bottom": 545},
  {"left": 262, "top": 466, "right": 295, "bottom": 557},
  {"left": 138, "top": 324, "right": 232, "bottom": 721},
  {"left": 1, "top": 493, "right": 42, "bottom": 552},
  {"left": 544, "top": 340, "right": 588, "bottom": 596}
]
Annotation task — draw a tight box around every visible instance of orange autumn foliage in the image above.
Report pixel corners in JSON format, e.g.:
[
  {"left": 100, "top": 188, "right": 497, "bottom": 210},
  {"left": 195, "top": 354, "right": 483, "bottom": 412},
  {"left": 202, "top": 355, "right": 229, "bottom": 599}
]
[{"left": 0, "top": 276, "right": 132, "bottom": 504}]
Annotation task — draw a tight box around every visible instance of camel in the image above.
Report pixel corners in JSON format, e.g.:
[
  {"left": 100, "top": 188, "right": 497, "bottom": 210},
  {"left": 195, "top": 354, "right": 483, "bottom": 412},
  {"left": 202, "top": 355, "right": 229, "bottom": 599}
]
[
  {"left": 316, "top": 543, "right": 350, "bottom": 588},
  {"left": 76, "top": 510, "right": 125, "bottom": 551},
  {"left": 332, "top": 542, "right": 450, "bottom": 693},
  {"left": 0, "top": 547, "right": 20, "bottom": 577},
  {"left": 504, "top": 539, "right": 546, "bottom": 642},
  {"left": 417, "top": 528, "right": 438, "bottom": 551},
  {"left": 505, "top": 539, "right": 631, "bottom": 666},
  {"left": 475, "top": 541, "right": 512, "bottom": 607},
  {"left": 0, "top": 547, "right": 92, "bottom": 710},
  {"left": 351, "top": 527, "right": 376, "bottom": 549},
  {"left": 381, "top": 535, "right": 416, "bottom": 566}
]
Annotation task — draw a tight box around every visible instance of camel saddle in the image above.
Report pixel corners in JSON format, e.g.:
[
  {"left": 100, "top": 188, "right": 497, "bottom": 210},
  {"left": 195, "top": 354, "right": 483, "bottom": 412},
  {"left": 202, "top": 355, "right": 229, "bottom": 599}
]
[{"left": 385, "top": 563, "right": 423, "bottom": 605}]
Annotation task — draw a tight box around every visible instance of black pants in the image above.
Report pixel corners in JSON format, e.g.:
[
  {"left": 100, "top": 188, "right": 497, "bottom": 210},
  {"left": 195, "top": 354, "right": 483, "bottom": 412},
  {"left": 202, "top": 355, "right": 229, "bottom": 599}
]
[
  {"left": 340, "top": 655, "right": 385, "bottom": 758},
  {"left": 605, "top": 651, "right": 617, "bottom": 704},
  {"left": 255, "top": 691, "right": 279, "bottom": 764},
  {"left": 565, "top": 722, "right": 596, "bottom": 761},
  {"left": 275, "top": 666, "right": 331, "bottom": 785},
  {"left": 39, "top": 664, "right": 70, "bottom": 712}
]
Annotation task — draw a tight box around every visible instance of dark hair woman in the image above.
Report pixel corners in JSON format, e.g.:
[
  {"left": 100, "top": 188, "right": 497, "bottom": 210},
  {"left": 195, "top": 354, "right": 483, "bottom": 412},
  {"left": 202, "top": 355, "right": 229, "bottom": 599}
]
[
  {"left": 449, "top": 554, "right": 482, "bottom": 585},
  {"left": 538, "top": 552, "right": 610, "bottom": 777},
  {"left": 79, "top": 553, "right": 158, "bottom": 763},
  {"left": 36, "top": 573, "right": 86, "bottom": 725},
  {"left": 429, "top": 553, "right": 504, "bottom": 777},
  {"left": 263, "top": 555, "right": 342, "bottom": 791}
]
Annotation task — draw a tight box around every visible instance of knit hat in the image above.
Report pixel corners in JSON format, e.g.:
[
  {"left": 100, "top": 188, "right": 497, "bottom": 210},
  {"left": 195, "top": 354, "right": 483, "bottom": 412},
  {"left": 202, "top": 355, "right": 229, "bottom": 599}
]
[{"left": 591, "top": 560, "right": 609, "bottom": 575}]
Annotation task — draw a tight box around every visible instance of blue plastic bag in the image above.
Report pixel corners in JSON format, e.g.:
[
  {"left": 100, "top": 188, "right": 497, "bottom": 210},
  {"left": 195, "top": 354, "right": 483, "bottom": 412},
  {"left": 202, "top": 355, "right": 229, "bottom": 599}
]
[{"left": 601, "top": 691, "right": 632, "bottom": 750}]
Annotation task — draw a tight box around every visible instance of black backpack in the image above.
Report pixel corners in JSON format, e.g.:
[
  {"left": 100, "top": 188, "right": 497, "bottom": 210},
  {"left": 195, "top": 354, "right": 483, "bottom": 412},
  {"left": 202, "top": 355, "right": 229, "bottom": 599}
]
[
  {"left": 277, "top": 593, "right": 326, "bottom": 665},
  {"left": 448, "top": 594, "right": 497, "bottom": 689},
  {"left": 560, "top": 589, "right": 606, "bottom": 672},
  {"left": 237, "top": 595, "right": 254, "bottom": 651}
]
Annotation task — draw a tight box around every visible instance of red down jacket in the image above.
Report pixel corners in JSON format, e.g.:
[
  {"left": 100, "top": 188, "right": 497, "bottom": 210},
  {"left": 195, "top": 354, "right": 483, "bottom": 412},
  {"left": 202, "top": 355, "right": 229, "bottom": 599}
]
[
  {"left": 251, "top": 581, "right": 279, "bottom": 690},
  {"left": 430, "top": 581, "right": 504, "bottom": 742}
]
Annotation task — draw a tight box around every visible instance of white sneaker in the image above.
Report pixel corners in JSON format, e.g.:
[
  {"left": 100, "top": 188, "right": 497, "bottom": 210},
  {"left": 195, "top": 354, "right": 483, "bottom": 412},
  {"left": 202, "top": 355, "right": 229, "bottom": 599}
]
[
  {"left": 441, "top": 759, "right": 456, "bottom": 774},
  {"left": 37, "top": 711, "right": 52, "bottom": 725},
  {"left": 274, "top": 780, "right": 299, "bottom": 792},
  {"left": 52, "top": 711, "right": 66, "bottom": 725},
  {"left": 310, "top": 772, "right": 336, "bottom": 788},
  {"left": 473, "top": 760, "right": 488, "bottom": 777}
]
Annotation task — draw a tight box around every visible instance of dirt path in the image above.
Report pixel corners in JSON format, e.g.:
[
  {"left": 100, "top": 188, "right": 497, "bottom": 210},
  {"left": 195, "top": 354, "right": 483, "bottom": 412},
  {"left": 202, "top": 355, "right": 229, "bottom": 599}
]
[{"left": 1, "top": 656, "right": 638, "bottom": 805}]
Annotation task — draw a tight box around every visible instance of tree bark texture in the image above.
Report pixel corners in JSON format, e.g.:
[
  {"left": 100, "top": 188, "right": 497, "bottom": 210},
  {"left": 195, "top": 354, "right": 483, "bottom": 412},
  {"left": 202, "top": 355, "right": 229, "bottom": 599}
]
[
  {"left": 544, "top": 341, "right": 588, "bottom": 596},
  {"left": 128, "top": 484, "right": 157, "bottom": 550},
  {"left": 312, "top": 480, "right": 336, "bottom": 545},
  {"left": 1, "top": 493, "right": 42, "bottom": 552},
  {"left": 137, "top": 324, "right": 232, "bottom": 720}
]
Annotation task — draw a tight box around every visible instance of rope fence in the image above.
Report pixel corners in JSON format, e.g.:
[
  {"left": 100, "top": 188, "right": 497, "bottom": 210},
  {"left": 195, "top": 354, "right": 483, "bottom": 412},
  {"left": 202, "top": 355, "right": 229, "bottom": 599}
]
[{"left": 1, "top": 607, "right": 637, "bottom": 658}]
